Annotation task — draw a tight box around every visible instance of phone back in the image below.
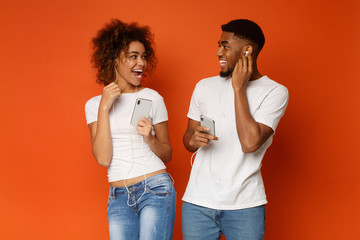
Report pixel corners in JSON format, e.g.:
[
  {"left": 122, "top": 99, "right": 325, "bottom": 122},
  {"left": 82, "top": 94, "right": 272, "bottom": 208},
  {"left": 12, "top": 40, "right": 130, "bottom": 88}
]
[
  {"left": 130, "top": 98, "right": 152, "bottom": 126},
  {"left": 200, "top": 115, "right": 216, "bottom": 136}
]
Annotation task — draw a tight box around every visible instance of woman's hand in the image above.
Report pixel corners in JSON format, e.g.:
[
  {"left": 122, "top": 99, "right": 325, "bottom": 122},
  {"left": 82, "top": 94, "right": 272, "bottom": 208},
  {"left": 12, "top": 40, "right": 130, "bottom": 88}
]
[
  {"left": 99, "top": 82, "right": 121, "bottom": 112},
  {"left": 137, "top": 117, "right": 155, "bottom": 145}
]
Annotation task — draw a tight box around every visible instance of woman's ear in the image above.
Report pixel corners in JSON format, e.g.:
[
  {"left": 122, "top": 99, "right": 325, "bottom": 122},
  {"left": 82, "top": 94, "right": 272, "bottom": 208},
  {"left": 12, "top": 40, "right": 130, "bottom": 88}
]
[{"left": 114, "top": 58, "right": 119, "bottom": 68}]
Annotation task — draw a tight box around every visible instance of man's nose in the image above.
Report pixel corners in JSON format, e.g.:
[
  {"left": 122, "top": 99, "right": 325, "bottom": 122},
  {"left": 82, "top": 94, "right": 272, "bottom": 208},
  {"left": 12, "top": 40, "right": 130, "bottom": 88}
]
[{"left": 216, "top": 47, "right": 223, "bottom": 57}]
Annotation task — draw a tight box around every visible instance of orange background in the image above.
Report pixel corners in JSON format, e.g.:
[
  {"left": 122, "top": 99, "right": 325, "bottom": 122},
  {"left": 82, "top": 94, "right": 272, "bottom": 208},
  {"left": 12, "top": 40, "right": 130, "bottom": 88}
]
[{"left": 1, "top": 0, "right": 360, "bottom": 239}]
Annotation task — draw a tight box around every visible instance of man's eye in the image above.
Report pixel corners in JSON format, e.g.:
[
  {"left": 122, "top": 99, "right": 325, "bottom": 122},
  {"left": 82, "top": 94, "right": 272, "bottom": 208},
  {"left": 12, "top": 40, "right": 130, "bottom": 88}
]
[{"left": 218, "top": 44, "right": 229, "bottom": 49}]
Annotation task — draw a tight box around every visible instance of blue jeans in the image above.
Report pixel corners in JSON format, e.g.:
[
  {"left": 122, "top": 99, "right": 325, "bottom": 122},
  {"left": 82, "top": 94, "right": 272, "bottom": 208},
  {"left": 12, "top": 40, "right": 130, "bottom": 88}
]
[
  {"left": 107, "top": 173, "right": 176, "bottom": 240},
  {"left": 182, "top": 202, "right": 265, "bottom": 240}
]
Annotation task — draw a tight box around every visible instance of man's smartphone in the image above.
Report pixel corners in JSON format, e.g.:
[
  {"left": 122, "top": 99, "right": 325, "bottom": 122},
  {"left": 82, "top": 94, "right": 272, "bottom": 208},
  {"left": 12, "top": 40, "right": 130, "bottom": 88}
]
[
  {"left": 200, "top": 115, "right": 216, "bottom": 136},
  {"left": 130, "top": 98, "right": 152, "bottom": 126}
]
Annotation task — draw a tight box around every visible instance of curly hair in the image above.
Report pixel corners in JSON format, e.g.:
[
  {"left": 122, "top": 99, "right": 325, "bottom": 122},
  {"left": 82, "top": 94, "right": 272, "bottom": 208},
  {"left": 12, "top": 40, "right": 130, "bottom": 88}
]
[{"left": 91, "top": 19, "right": 156, "bottom": 85}]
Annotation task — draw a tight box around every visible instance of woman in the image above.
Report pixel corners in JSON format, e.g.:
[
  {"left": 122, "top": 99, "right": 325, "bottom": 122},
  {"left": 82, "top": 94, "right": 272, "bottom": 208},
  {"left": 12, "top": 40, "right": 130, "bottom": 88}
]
[{"left": 85, "top": 19, "right": 176, "bottom": 240}]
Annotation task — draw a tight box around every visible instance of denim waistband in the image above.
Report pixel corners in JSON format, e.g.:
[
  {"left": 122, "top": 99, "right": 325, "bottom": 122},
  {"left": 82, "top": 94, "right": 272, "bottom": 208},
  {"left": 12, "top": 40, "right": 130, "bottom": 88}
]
[{"left": 109, "top": 173, "right": 173, "bottom": 195}]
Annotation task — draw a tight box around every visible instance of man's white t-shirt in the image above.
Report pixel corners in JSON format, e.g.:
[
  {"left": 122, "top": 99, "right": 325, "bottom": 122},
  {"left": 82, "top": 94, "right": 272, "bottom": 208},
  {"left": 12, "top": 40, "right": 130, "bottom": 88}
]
[
  {"left": 85, "top": 88, "right": 168, "bottom": 183},
  {"left": 182, "top": 75, "right": 289, "bottom": 210}
]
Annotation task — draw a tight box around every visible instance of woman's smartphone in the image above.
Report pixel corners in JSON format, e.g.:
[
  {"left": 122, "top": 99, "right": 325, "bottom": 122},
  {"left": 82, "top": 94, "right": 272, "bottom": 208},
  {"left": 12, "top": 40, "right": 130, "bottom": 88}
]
[
  {"left": 130, "top": 98, "right": 152, "bottom": 126},
  {"left": 200, "top": 115, "right": 216, "bottom": 136}
]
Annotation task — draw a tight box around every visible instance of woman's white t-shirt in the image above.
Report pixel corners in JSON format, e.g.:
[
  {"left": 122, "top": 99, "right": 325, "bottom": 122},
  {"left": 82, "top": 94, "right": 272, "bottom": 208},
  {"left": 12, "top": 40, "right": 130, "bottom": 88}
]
[{"left": 85, "top": 88, "right": 168, "bottom": 182}]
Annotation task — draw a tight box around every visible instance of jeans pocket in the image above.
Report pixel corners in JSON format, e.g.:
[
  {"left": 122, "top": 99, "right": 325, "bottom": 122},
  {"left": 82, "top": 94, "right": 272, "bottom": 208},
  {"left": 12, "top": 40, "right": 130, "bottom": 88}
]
[{"left": 147, "top": 180, "right": 172, "bottom": 196}]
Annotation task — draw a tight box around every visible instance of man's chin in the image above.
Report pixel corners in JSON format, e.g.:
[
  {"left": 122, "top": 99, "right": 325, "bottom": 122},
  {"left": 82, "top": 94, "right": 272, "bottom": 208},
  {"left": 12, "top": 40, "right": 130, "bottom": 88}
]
[{"left": 220, "top": 69, "right": 233, "bottom": 78}]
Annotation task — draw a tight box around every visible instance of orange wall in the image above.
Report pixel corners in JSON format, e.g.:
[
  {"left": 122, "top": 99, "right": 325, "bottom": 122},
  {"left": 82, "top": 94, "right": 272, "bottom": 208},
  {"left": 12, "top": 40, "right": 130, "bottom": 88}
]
[{"left": 1, "top": 0, "right": 359, "bottom": 239}]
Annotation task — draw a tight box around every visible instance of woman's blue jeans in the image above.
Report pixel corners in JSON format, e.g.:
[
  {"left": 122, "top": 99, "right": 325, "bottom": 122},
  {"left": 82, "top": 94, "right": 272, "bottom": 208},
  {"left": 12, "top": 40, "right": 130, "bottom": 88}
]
[
  {"left": 182, "top": 202, "right": 265, "bottom": 240},
  {"left": 107, "top": 173, "right": 176, "bottom": 240}
]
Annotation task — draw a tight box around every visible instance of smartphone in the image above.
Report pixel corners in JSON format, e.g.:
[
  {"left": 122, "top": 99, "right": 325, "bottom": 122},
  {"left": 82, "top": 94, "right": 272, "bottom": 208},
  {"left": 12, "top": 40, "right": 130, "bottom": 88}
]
[
  {"left": 200, "top": 115, "right": 216, "bottom": 136},
  {"left": 130, "top": 98, "right": 152, "bottom": 126}
]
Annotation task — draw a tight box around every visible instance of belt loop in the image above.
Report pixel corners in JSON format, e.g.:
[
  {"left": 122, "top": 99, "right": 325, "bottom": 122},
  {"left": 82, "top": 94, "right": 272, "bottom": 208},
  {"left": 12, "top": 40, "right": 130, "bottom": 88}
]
[
  {"left": 112, "top": 187, "right": 116, "bottom": 200},
  {"left": 168, "top": 173, "right": 175, "bottom": 185}
]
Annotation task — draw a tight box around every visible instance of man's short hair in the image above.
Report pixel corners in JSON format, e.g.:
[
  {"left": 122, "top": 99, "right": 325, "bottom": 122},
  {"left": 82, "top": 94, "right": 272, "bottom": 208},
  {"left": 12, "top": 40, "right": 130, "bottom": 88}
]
[{"left": 221, "top": 19, "right": 265, "bottom": 51}]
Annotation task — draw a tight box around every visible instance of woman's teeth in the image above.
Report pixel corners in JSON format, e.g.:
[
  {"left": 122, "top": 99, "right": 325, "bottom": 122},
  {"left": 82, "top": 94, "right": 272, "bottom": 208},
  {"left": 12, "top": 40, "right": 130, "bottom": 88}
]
[{"left": 133, "top": 70, "right": 143, "bottom": 77}]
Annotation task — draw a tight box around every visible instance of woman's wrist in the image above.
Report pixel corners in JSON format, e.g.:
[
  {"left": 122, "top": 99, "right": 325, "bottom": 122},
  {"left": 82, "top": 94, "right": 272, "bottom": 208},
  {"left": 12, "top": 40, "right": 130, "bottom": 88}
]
[
  {"left": 98, "top": 103, "right": 111, "bottom": 113},
  {"left": 144, "top": 134, "right": 155, "bottom": 145}
]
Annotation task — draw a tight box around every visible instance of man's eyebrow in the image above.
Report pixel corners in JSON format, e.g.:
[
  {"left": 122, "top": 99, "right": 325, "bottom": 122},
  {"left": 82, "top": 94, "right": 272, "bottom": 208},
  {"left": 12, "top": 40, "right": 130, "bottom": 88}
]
[{"left": 218, "top": 41, "right": 229, "bottom": 45}]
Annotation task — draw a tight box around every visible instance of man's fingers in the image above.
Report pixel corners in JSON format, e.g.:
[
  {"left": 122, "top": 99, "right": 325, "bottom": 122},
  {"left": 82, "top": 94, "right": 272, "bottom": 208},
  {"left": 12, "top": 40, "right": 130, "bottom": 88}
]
[
  {"left": 199, "top": 132, "right": 216, "bottom": 140},
  {"left": 242, "top": 55, "right": 248, "bottom": 71},
  {"left": 197, "top": 142, "right": 209, "bottom": 148},
  {"left": 247, "top": 54, "right": 253, "bottom": 72},
  {"left": 194, "top": 135, "right": 209, "bottom": 144},
  {"left": 194, "top": 126, "right": 217, "bottom": 140},
  {"left": 207, "top": 135, "right": 218, "bottom": 140},
  {"left": 234, "top": 58, "right": 242, "bottom": 73},
  {"left": 196, "top": 126, "right": 210, "bottom": 132}
]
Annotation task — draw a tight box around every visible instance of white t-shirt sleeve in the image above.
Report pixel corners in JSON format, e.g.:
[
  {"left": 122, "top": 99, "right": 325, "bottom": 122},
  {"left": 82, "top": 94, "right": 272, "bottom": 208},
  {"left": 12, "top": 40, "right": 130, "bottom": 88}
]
[
  {"left": 187, "top": 82, "right": 202, "bottom": 122},
  {"left": 85, "top": 96, "right": 100, "bottom": 125},
  {"left": 151, "top": 94, "right": 168, "bottom": 125},
  {"left": 253, "top": 85, "right": 289, "bottom": 132}
]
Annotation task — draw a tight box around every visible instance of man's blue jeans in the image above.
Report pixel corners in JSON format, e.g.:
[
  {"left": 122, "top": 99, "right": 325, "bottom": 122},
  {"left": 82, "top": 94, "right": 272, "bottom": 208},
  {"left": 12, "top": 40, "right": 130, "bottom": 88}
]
[
  {"left": 107, "top": 173, "right": 176, "bottom": 240},
  {"left": 182, "top": 202, "right": 265, "bottom": 240}
]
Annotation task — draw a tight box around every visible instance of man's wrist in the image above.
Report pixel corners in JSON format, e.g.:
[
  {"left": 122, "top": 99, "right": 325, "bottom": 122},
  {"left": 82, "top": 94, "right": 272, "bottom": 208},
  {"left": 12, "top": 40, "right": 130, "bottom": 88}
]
[{"left": 233, "top": 86, "right": 247, "bottom": 95}]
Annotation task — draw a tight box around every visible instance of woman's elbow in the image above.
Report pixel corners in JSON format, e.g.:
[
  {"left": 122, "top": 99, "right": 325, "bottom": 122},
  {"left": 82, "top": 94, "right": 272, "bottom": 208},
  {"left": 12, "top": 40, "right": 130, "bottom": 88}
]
[
  {"left": 97, "top": 160, "right": 111, "bottom": 167},
  {"left": 162, "top": 147, "right": 173, "bottom": 164},
  {"left": 93, "top": 151, "right": 111, "bottom": 167}
]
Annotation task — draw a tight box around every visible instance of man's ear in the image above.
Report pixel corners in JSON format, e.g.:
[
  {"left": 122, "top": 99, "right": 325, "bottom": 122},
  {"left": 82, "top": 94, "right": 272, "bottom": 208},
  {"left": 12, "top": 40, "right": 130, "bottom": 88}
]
[{"left": 244, "top": 45, "right": 254, "bottom": 56}]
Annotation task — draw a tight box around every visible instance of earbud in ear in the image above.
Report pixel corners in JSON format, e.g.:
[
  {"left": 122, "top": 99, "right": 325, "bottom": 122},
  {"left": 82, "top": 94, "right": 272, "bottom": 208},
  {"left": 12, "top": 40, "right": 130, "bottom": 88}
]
[{"left": 245, "top": 51, "right": 249, "bottom": 56}]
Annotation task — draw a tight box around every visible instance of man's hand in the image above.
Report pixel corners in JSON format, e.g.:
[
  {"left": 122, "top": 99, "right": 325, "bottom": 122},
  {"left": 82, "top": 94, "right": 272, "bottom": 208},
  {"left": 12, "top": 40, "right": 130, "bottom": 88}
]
[
  {"left": 232, "top": 53, "right": 253, "bottom": 91},
  {"left": 189, "top": 126, "right": 218, "bottom": 149}
]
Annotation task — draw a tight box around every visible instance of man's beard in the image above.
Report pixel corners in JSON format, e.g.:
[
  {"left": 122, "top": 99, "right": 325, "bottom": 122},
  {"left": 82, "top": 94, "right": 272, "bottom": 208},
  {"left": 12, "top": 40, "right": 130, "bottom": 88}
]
[{"left": 219, "top": 68, "right": 233, "bottom": 78}]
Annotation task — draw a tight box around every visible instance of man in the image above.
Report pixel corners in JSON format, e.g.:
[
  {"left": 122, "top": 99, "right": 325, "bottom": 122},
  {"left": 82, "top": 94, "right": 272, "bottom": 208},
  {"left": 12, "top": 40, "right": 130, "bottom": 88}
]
[{"left": 182, "top": 19, "right": 289, "bottom": 239}]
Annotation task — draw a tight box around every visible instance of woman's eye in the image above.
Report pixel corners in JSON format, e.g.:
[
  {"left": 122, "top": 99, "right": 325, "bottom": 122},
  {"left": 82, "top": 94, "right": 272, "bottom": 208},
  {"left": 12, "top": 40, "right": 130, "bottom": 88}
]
[{"left": 130, "top": 55, "right": 137, "bottom": 59}]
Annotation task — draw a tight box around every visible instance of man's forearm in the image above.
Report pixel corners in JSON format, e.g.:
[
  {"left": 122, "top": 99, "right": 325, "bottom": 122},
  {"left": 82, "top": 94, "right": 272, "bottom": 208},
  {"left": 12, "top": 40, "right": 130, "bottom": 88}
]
[
  {"left": 183, "top": 129, "right": 198, "bottom": 153},
  {"left": 233, "top": 89, "right": 264, "bottom": 153}
]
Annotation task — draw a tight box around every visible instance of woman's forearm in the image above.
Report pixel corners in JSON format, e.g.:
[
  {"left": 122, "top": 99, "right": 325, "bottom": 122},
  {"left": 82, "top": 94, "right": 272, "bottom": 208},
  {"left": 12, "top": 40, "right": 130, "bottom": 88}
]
[
  {"left": 147, "top": 138, "right": 172, "bottom": 164},
  {"left": 91, "top": 109, "right": 113, "bottom": 167}
]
